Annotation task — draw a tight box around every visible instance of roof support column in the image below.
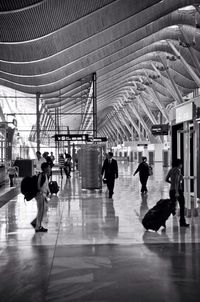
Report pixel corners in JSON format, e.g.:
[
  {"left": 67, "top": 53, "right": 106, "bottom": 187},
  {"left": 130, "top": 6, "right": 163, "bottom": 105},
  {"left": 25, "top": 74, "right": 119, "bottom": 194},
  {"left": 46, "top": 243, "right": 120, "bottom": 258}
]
[
  {"left": 104, "top": 122, "right": 116, "bottom": 141},
  {"left": 115, "top": 108, "right": 132, "bottom": 138},
  {"left": 93, "top": 73, "right": 97, "bottom": 137},
  {"left": 113, "top": 114, "right": 128, "bottom": 140},
  {"left": 168, "top": 40, "right": 200, "bottom": 87},
  {"left": 136, "top": 94, "right": 157, "bottom": 125},
  {"left": 146, "top": 86, "right": 169, "bottom": 122},
  {"left": 179, "top": 26, "right": 200, "bottom": 76},
  {"left": 100, "top": 128, "right": 107, "bottom": 139},
  {"left": 109, "top": 115, "right": 123, "bottom": 141},
  {"left": 36, "top": 92, "right": 40, "bottom": 152},
  {"left": 151, "top": 61, "right": 183, "bottom": 104},
  {"left": 123, "top": 96, "right": 144, "bottom": 139},
  {"left": 123, "top": 104, "right": 141, "bottom": 139},
  {"left": 108, "top": 114, "right": 121, "bottom": 139},
  {"left": 128, "top": 102, "right": 151, "bottom": 138}
]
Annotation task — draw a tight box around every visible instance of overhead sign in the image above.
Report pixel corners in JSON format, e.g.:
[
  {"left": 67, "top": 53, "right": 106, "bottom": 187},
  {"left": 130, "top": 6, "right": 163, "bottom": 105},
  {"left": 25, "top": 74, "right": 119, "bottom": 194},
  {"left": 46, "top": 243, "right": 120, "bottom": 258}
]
[
  {"left": 151, "top": 124, "right": 169, "bottom": 136},
  {"left": 176, "top": 102, "right": 194, "bottom": 124},
  {"left": 89, "top": 137, "right": 107, "bottom": 142},
  {"left": 137, "top": 144, "right": 148, "bottom": 147},
  {"left": 54, "top": 134, "right": 89, "bottom": 142},
  {"left": 54, "top": 134, "right": 107, "bottom": 142}
]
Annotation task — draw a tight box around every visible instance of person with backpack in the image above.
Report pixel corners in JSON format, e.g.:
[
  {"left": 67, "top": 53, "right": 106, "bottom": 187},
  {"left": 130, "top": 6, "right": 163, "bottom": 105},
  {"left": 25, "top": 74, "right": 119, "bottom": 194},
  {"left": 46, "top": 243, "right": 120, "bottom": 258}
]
[
  {"left": 133, "top": 156, "right": 149, "bottom": 194},
  {"left": 31, "top": 162, "right": 51, "bottom": 232}
]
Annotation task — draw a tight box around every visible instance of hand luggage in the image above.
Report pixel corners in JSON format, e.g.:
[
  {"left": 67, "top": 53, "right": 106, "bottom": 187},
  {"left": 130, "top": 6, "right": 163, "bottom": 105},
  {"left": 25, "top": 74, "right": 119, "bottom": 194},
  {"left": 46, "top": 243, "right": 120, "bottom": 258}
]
[
  {"left": 49, "top": 181, "right": 59, "bottom": 194},
  {"left": 142, "top": 199, "right": 174, "bottom": 231}
]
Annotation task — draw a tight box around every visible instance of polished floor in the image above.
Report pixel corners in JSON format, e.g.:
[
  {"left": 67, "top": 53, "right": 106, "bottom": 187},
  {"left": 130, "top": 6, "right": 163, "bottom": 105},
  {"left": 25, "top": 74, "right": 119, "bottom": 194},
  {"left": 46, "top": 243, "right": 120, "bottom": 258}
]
[{"left": 0, "top": 162, "right": 200, "bottom": 301}]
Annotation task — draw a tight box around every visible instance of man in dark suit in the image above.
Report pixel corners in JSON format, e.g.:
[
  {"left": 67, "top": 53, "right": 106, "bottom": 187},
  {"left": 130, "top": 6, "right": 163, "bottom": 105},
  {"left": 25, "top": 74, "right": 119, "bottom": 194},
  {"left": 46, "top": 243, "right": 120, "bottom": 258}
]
[{"left": 101, "top": 152, "right": 118, "bottom": 198}]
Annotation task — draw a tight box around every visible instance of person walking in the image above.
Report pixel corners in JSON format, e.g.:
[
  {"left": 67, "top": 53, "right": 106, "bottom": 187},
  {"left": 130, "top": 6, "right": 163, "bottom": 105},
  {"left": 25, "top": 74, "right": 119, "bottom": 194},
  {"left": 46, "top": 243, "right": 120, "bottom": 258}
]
[
  {"left": 165, "top": 158, "right": 189, "bottom": 227},
  {"left": 58, "top": 153, "right": 65, "bottom": 178},
  {"left": 43, "top": 152, "right": 53, "bottom": 179},
  {"left": 50, "top": 152, "right": 55, "bottom": 164},
  {"left": 7, "top": 161, "right": 18, "bottom": 187},
  {"left": 101, "top": 151, "right": 118, "bottom": 198},
  {"left": 34, "top": 151, "right": 46, "bottom": 175},
  {"left": 64, "top": 157, "right": 72, "bottom": 178},
  {"left": 31, "top": 162, "right": 51, "bottom": 232},
  {"left": 133, "top": 156, "right": 149, "bottom": 194}
]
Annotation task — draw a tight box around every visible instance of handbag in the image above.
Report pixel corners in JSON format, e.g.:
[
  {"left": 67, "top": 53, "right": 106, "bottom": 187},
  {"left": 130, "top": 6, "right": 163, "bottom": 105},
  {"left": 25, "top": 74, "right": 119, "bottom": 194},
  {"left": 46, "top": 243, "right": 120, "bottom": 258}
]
[{"left": 148, "top": 165, "right": 153, "bottom": 176}]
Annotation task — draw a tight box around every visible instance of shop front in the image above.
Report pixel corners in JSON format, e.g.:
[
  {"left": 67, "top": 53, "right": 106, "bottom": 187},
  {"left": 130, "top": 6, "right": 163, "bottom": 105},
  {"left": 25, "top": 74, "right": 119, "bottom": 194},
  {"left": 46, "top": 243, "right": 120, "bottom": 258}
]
[{"left": 170, "top": 98, "right": 200, "bottom": 216}]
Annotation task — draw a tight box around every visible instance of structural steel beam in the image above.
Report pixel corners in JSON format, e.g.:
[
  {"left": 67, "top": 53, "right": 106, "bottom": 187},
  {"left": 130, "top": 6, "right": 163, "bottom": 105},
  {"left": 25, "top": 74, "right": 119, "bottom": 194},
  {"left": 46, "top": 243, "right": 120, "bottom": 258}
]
[{"left": 168, "top": 40, "right": 200, "bottom": 87}]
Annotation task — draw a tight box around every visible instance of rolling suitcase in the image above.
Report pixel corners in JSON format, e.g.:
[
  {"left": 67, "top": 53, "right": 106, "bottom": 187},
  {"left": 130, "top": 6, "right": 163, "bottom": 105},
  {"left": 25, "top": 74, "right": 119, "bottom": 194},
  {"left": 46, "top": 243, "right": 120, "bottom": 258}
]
[
  {"left": 49, "top": 181, "right": 59, "bottom": 194},
  {"left": 142, "top": 199, "right": 174, "bottom": 231}
]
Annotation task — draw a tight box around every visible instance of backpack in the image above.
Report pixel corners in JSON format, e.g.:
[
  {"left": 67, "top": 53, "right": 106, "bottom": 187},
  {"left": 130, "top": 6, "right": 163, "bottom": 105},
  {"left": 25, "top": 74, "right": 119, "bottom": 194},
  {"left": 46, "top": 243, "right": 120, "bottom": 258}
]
[{"left": 21, "top": 175, "right": 39, "bottom": 201}]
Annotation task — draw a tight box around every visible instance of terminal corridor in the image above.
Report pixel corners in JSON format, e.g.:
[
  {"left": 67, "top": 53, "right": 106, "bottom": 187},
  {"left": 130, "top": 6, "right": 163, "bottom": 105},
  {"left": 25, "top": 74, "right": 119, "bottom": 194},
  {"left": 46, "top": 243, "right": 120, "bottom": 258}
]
[{"left": 0, "top": 162, "right": 200, "bottom": 302}]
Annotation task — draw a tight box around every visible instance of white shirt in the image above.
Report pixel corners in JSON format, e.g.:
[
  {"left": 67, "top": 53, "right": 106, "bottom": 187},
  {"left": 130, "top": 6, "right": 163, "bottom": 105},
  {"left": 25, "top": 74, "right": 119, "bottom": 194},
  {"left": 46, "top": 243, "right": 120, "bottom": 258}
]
[{"left": 35, "top": 157, "right": 46, "bottom": 173}]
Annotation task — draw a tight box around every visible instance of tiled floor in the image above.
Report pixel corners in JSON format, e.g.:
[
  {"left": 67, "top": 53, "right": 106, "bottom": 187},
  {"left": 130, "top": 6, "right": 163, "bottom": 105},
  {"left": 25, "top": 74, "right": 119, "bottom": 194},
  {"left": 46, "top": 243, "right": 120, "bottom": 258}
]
[{"left": 0, "top": 162, "right": 200, "bottom": 301}]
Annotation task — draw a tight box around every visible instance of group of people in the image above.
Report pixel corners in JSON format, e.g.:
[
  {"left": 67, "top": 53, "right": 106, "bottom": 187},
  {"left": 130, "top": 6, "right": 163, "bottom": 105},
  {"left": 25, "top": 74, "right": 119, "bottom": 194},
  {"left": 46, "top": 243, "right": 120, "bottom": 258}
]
[
  {"left": 35, "top": 151, "right": 55, "bottom": 175},
  {"left": 28, "top": 149, "right": 189, "bottom": 233},
  {"left": 101, "top": 154, "right": 189, "bottom": 228}
]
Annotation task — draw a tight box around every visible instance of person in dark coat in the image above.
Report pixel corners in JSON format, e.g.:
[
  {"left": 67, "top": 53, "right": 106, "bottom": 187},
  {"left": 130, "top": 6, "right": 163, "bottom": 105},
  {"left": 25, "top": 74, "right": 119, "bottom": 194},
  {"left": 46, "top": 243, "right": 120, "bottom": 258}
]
[
  {"left": 165, "top": 158, "right": 189, "bottom": 227},
  {"left": 133, "top": 156, "right": 149, "bottom": 194},
  {"left": 101, "top": 151, "right": 118, "bottom": 198}
]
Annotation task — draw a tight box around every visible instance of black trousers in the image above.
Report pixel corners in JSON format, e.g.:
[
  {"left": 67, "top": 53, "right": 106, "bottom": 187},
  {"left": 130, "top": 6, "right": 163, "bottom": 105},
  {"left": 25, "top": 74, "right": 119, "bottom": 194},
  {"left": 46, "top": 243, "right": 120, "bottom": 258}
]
[
  {"left": 140, "top": 176, "right": 148, "bottom": 193},
  {"left": 107, "top": 178, "right": 115, "bottom": 197},
  {"left": 9, "top": 174, "right": 14, "bottom": 187},
  {"left": 60, "top": 167, "right": 63, "bottom": 177},
  {"left": 169, "top": 189, "right": 186, "bottom": 223}
]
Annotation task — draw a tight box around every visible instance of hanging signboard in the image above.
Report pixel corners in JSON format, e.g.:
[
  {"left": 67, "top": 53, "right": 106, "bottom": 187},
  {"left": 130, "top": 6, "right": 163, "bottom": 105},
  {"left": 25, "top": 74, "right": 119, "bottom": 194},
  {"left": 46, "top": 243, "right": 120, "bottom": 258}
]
[
  {"left": 54, "top": 134, "right": 89, "bottom": 142},
  {"left": 151, "top": 124, "right": 169, "bottom": 136},
  {"left": 88, "top": 137, "right": 107, "bottom": 142},
  {"left": 176, "top": 102, "right": 195, "bottom": 124}
]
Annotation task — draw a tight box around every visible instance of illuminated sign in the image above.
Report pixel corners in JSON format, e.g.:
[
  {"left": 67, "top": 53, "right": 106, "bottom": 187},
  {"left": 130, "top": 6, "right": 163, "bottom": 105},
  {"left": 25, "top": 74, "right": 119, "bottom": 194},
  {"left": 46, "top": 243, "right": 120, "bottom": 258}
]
[
  {"left": 54, "top": 134, "right": 107, "bottom": 142},
  {"left": 151, "top": 124, "right": 169, "bottom": 136},
  {"left": 54, "top": 134, "right": 89, "bottom": 142}
]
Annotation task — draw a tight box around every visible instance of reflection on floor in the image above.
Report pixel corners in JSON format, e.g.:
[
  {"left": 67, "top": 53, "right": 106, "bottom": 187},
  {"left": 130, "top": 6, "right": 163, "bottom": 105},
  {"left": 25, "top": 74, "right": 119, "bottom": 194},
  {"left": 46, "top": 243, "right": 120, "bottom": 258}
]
[{"left": 0, "top": 162, "right": 200, "bottom": 301}]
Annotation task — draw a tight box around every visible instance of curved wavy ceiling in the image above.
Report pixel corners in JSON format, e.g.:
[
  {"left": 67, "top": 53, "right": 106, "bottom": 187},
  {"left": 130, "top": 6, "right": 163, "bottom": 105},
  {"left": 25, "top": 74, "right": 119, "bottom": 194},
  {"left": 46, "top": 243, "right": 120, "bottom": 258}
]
[{"left": 0, "top": 0, "right": 200, "bottom": 143}]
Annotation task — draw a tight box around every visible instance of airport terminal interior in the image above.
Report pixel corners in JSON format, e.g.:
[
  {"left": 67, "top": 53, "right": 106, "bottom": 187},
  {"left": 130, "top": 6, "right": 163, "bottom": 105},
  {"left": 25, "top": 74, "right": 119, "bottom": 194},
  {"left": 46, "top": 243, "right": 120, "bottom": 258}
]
[{"left": 1, "top": 0, "right": 200, "bottom": 301}]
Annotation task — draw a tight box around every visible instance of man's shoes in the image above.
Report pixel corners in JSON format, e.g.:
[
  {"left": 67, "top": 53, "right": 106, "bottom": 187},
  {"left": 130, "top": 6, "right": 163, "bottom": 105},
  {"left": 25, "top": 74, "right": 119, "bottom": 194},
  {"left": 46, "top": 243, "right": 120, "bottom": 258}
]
[
  {"left": 180, "top": 222, "right": 190, "bottom": 227},
  {"left": 31, "top": 221, "right": 36, "bottom": 229},
  {"left": 35, "top": 226, "right": 48, "bottom": 232}
]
